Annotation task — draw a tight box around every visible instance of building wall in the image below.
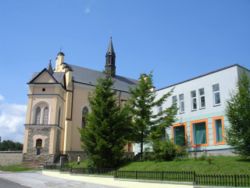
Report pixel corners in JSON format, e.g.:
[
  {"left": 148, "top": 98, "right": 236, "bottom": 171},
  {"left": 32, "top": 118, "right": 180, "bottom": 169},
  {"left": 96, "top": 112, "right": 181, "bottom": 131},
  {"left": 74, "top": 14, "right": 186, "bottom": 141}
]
[
  {"left": 0, "top": 151, "right": 23, "bottom": 166},
  {"left": 23, "top": 81, "right": 65, "bottom": 163},
  {"left": 158, "top": 66, "right": 240, "bottom": 152},
  {"left": 69, "top": 82, "right": 132, "bottom": 152},
  {"left": 133, "top": 65, "right": 250, "bottom": 155}
]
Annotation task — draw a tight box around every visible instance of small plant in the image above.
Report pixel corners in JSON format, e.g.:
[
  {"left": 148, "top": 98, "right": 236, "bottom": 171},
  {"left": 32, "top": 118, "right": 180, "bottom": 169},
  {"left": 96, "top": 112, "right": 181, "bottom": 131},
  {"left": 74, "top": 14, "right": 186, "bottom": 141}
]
[
  {"left": 153, "top": 140, "right": 177, "bottom": 161},
  {"left": 143, "top": 148, "right": 154, "bottom": 161},
  {"left": 175, "top": 145, "right": 188, "bottom": 159},
  {"left": 207, "top": 157, "right": 213, "bottom": 165},
  {"left": 198, "top": 154, "right": 207, "bottom": 161}
]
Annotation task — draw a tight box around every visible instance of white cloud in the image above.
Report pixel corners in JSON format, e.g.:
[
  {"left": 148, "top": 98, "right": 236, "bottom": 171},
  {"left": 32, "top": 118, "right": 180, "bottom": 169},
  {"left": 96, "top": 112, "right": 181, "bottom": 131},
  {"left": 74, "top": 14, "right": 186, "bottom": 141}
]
[
  {"left": 0, "top": 96, "right": 26, "bottom": 143},
  {"left": 0, "top": 95, "right": 4, "bottom": 102},
  {"left": 84, "top": 7, "right": 91, "bottom": 14},
  {"left": 83, "top": 0, "right": 94, "bottom": 15}
]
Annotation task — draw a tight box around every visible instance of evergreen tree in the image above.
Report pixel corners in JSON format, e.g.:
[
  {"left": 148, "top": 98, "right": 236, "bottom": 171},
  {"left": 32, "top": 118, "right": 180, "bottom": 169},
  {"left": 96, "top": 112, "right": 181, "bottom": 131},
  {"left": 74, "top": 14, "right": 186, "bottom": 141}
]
[
  {"left": 226, "top": 72, "right": 250, "bottom": 157},
  {"left": 129, "top": 73, "right": 177, "bottom": 159},
  {"left": 80, "top": 76, "right": 131, "bottom": 168}
]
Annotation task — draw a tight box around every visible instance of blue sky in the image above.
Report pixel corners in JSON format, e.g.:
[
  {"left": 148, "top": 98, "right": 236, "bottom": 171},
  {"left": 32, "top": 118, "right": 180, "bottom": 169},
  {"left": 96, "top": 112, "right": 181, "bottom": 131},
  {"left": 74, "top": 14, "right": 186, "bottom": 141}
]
[{"left": 0, "top": 0, "right": 249, "bottom": 142}]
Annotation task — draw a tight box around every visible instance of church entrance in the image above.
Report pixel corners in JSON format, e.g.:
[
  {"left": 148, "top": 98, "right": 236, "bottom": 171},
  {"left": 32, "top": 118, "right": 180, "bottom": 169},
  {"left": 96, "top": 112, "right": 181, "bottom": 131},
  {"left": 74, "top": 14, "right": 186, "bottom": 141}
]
[{"left": 36, "top": 139, "right": 42, "bottom": 155}]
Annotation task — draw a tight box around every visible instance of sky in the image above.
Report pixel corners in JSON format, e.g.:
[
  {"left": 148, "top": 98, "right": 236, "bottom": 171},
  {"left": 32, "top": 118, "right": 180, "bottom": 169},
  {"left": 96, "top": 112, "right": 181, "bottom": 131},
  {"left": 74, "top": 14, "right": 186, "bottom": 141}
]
[{"left": 0, "top": 0, "right": 249, "bottom": 142}]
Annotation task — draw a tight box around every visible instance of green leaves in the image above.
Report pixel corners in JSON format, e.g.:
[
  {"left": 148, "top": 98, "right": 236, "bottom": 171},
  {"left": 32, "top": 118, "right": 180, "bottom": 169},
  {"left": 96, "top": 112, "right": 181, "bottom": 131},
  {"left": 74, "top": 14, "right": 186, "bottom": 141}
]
[
  {"left": 226, "top": 72, "right": 250, "bottom": 157},
  {"left": 128, "top": 72, "right": 177, "bottom": 159}
]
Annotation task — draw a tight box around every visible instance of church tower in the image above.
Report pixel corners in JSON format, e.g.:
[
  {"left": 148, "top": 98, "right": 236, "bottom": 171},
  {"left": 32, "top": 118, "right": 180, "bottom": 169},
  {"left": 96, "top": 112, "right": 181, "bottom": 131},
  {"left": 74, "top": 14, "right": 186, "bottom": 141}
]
[{"left": 105, "top": 37, "right": 116, "bottom": 77}]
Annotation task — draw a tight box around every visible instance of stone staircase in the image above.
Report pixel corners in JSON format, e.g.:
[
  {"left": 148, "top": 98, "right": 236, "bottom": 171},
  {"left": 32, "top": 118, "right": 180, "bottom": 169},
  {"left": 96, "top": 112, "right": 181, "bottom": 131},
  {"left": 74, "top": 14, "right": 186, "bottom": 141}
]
[{"left": 22, "top": 160, "right": 44, "bottom": 169}]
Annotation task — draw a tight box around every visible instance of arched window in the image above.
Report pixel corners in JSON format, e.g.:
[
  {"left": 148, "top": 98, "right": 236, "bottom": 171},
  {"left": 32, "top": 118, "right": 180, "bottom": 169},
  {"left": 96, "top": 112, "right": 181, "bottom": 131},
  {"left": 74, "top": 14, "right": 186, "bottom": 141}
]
[
  {"left": 82, "top": 107, "right": 89, "bottom": 128},
  {"left": 36, "top": 139, "right": 42, "bottom": 155},
  {"left": 36, "top": 139, "right": 42, "bottom": 148},
  {"left": 33, "top": 102, "right": 49, "bottom": 125},
  {"left": 35, "top": 107, "right": 41, "bottom": 124},
  {"left": 43, "top": 107, "right": 49, "bottom": 124}
]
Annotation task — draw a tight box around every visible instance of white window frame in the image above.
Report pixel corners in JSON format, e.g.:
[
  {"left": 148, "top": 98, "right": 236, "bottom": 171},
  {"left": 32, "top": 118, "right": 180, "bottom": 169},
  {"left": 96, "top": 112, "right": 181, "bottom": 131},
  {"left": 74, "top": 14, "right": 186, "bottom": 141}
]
[
  {"left": 199, "top": 88, "right": 206, "bottom": 109},
  {"left": 212, "top": 83, "right": 221, "bottom": 106},
  {"left": 190, "top": 90, "right": 197, "bottom": 111},
  {"left": 179, "top": 94, "right": 185, "bottom": 113},
  {"left": 172, "top": 95, "right": 177, "bottom": 105}
]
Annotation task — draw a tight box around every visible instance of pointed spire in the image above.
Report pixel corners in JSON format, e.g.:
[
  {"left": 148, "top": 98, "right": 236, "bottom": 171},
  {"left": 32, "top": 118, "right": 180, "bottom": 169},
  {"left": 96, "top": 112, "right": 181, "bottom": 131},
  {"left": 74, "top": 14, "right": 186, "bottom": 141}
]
[
  {"left": 105, "top": 37, "right": 116, "bottom": 77},
  {"left": 106, "top": 37, "right": 115, "bottom": 55},
  {"left": 47, "top": 60, "right": 54, "bottom": 74}
]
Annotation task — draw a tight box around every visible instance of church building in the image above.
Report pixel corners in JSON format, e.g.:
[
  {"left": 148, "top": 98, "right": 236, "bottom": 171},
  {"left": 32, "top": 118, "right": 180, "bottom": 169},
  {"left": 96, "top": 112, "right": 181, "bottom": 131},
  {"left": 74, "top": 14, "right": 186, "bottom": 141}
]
[{"left": 22, "top": 39, "right": 137, "bottom": 163}]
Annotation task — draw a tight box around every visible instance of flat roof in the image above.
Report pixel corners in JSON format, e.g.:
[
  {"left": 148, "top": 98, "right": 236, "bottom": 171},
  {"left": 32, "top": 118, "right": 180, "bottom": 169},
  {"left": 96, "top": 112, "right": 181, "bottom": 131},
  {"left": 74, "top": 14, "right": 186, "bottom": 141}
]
[{"left": 157, "top": 64, "right": 250, "bottom": 91}]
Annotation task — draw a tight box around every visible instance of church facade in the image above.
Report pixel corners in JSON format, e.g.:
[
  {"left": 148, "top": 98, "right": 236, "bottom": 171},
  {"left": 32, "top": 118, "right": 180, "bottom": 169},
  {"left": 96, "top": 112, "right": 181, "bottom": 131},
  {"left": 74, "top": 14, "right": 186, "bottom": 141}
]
[{"left": 22, "top": 39, "right": 137, "bottom": 163}]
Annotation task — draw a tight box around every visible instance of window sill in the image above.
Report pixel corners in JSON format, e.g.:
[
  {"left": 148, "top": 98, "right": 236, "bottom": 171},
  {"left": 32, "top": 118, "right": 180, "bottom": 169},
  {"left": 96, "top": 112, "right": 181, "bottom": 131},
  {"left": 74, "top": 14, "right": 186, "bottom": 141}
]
[
  {"left": 199, "top": 107, "right": 206, "bottom": 110},
  {"left": 192, "top": 143, "right": 208, "bottom": 148},
  {"left": 213, "top": 104, "right": 221, "bottom": 107},
  {"left": 191, "top": 109, "right": 197, "bottom": 112},
  {"left": 214, "top": 141, "right": 225, "bottom": 145}
]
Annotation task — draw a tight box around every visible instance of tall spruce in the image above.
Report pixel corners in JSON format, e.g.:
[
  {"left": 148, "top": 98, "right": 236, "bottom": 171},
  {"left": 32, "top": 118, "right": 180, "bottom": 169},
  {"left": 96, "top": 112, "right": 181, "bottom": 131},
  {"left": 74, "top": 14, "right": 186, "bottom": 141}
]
[
  {"left": 80, "top": 76, "right": 131, "bottom": 168},
  {"left": 226, "top": 72, "right": 250, "bottom": 157},
  {"left": 129, "top": 73, "right": 177, "bottom": 159}
]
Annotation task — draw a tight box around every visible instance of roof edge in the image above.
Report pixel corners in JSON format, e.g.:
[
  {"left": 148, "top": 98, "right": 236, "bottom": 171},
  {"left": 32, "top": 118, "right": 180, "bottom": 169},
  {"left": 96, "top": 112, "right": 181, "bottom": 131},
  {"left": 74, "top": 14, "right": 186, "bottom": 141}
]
[{"left": 157, "top": 64, "right": 249, "bottom": 91}]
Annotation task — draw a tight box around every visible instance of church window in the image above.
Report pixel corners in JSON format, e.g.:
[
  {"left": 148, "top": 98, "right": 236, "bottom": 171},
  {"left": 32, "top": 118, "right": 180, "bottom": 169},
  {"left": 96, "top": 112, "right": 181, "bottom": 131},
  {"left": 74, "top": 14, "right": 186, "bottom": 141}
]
[
  {"left": 43, "top": 107, "right": 49, "bottom": 124},
  {"left": 82, "top": 107, "right": 89, "bottom": 128},
  {"left": 35, "top": 107, "right": 41, "bottom": 124}
]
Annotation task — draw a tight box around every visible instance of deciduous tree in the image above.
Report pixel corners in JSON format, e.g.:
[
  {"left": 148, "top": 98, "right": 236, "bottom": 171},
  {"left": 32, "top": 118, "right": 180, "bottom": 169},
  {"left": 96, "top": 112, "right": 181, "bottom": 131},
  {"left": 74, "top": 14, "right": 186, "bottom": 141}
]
[{"left": 226, "top": 72, "right": 250, "bottom": 157}]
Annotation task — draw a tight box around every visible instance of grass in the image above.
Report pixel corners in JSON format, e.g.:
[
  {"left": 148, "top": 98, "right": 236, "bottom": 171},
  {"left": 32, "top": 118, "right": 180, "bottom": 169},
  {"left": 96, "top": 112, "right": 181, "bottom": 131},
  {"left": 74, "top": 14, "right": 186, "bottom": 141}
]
[
  {"left": 68, "top": 160, "right": 89, "bottom": 168},
  {"left": 118, "top": 156, "right": 250, "bottom": 175},
  {"left": 0, "top": 164, "right": 33, "bottom": 172}
]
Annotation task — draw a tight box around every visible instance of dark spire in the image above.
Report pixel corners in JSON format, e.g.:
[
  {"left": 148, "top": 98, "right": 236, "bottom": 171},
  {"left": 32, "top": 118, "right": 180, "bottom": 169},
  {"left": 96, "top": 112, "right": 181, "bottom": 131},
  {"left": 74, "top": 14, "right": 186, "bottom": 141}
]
[
  {"left": 105, "top": 37, "right": 116, "bottom": 77},
  {"left": 47, "top": 60, "right": 54, "bottom": 74},
  {"left": 107, "top": 37, "right": 115, "bottom": 55}
]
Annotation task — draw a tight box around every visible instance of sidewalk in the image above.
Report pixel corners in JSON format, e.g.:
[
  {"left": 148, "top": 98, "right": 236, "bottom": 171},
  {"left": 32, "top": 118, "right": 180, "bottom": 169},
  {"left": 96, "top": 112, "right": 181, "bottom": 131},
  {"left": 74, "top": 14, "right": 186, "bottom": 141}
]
[{"left": 42, "top": 170, "right": 194, "bottom": 188}]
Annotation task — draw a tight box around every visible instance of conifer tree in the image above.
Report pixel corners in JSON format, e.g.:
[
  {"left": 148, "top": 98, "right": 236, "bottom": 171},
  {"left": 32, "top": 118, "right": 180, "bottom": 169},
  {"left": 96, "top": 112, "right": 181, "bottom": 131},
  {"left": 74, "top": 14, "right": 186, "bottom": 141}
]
[
  {"left": 80, "top": 76, "right": 131, "bottom": 168},
  {"left": 226, "top": 72, "right": 250, "bottom": 157},
  {"left": 129, "top": 73, "right": 177, "bottom": 159}
]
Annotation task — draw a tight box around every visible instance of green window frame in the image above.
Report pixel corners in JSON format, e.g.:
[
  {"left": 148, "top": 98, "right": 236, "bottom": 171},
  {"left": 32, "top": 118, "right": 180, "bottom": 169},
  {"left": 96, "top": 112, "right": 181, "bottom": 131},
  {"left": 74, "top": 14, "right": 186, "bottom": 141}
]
[
  {"left": 193, "top": 122, "right": 207, "bottom": 145},
  {"left": 174, "top": 125, "right": 185, "bottom": 146},
  {"left": 215, "top": 119, "right": 223, "bottom": 143}
]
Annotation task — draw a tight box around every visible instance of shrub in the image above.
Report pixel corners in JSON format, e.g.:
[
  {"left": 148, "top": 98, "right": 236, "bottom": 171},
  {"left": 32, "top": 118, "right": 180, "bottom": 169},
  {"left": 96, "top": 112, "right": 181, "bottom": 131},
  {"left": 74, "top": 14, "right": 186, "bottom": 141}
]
[
  {"left": 153, "top": 140, "right": 177, "bottom": 161},
  {"left": 175, "top": 145, "right": 188, "bottom": 159}
]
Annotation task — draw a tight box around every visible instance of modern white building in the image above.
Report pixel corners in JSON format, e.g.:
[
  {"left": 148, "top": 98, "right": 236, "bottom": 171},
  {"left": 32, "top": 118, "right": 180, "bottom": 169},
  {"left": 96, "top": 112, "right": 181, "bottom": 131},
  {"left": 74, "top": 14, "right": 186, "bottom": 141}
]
[
  {"left": 134, "top": 64, "right": 250, "bottom": 155},
  {"left": 156, "top": 64, "right": 250, "bottom": 155}
]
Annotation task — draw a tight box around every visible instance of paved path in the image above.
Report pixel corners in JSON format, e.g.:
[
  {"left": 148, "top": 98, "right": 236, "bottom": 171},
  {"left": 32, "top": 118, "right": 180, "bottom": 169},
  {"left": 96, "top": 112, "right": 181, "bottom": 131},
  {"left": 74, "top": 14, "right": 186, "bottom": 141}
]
[
  {"left": 0, "top": 171, "right": 115, "bottom": 188},
  {"left": 43, "top": 170, "right": 194, "bottom": 188},
  {"left": 0, "top": 178, "right": 29, "bottom": 188},
  {"left": 0, "top": 170, "right": 194, "bottom": 188}
]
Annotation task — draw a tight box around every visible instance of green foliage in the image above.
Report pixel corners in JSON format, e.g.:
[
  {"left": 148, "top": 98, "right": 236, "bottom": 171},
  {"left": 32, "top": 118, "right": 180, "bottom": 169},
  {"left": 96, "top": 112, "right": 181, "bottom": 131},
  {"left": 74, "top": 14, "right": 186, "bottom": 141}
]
[
  {"left": 0, "top": 140, "right": 23, "bottom": 151},
  {"left": 128, "top": 72, "right": 177, "bottom": 159},
  {"left": 79, "top": 76, "right": 132, "bottom": 168},
  {"left": 226, "top": 72, "right": 250, "bottom": 157},
  {"left": 153, "top": 140, "right": 177, "bottom": 161}
]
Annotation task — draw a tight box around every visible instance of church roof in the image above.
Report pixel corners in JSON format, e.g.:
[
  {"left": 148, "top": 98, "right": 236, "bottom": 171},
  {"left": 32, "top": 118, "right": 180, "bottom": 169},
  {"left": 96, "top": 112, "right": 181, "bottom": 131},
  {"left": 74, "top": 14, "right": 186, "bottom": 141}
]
[
  {"left": 69, "top": 64, "right": 137, "bottom": 92},
  {"left": 29, "top": 64, "right": 137, "bottom": 92}
]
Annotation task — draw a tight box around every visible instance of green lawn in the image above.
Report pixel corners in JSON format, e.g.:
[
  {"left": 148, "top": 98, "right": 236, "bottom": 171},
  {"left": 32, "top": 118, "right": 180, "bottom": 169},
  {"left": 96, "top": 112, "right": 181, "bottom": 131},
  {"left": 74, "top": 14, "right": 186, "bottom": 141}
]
[
  {"left": 0, "top": 164, "right": 33, "bottom": 172},
  {"left": 68, "top": 160, "right": 89, "bottom": 168},
  {"left": 119, "top": 156, "right": 250, "bottom": 175}
]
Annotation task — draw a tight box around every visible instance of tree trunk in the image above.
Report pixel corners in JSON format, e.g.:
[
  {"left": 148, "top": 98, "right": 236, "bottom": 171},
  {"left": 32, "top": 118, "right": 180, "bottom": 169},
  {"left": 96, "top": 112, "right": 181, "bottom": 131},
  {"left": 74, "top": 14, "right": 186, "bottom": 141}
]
[{"left": 140, "top": 132, "right": 144, "bottom": 161}]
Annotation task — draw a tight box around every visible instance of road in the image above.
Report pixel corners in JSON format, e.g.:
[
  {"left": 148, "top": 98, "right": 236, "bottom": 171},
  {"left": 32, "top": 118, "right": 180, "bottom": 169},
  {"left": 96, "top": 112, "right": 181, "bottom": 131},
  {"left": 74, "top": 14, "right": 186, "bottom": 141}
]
[
  {"left": 0, "top": 171, "right": 116, "bottom": 188},
  {"left": 0, "top": 177, "right": 29, "bottom": 188}
]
